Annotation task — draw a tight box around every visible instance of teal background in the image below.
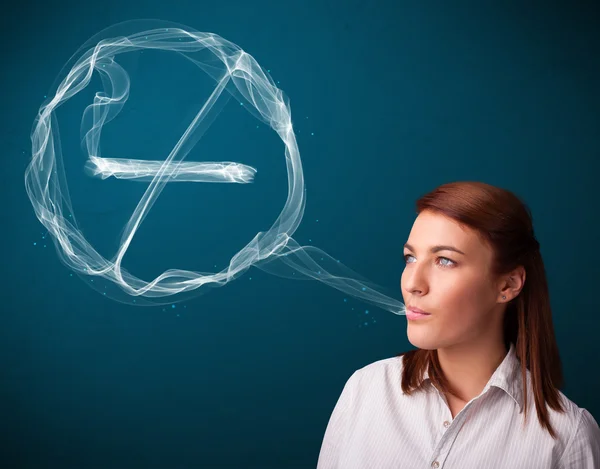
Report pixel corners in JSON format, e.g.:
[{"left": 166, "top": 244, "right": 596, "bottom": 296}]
[{"left": 1, "top": 1, "right": 599, "bottom": 468}]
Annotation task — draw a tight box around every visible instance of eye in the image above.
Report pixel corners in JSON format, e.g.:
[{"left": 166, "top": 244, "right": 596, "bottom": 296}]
[{"left": 403, "top": 254, "right": 456, "bottom": 268}]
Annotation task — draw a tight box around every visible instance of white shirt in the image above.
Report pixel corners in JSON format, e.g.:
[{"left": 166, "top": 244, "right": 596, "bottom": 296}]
[{"left": 317, "top": 342, "right": 600, "bottom": 469}]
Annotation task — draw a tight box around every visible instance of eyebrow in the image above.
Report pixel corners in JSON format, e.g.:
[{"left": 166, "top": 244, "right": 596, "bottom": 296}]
[{"left": 403, "top": 243, "right": 466, "bottom": 256}]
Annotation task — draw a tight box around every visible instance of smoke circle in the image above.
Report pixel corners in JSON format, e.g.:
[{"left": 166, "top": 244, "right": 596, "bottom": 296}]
[{"left": 25, "top": 19, "right": 406, "bottom": 315}]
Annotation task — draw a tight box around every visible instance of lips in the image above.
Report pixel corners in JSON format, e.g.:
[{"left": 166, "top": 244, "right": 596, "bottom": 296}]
[{"left": 408, "top": 306, "right": 430, "bottom": 315}]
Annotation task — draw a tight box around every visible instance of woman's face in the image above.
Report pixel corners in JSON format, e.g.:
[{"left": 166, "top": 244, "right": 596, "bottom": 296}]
[{"left": 400, "top": 210, "right": 504, "bottom": 350}]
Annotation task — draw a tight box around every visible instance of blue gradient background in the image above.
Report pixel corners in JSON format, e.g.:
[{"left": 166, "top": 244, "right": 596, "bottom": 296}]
[{"left": 1, "top": 1, "right": 599, "bottom": 468}]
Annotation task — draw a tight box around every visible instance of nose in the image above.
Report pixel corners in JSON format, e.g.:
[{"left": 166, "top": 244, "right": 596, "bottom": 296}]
[{"left": 401, "top": 263, "right": 428, "bottom": 296}]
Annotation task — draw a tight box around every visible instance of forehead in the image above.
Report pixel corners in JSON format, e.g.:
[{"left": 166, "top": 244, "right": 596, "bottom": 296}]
[{"left": 407, "top": 211, "right": 486, "bottom": 254}]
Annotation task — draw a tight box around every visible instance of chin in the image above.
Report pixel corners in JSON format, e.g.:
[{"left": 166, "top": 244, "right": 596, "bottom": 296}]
[{"left": 407, "top": 329, "right": 438, "bottom": 351}]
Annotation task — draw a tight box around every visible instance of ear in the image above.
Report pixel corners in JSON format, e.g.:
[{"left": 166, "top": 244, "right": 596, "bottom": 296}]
[{"left": 499, "top": 265, "right": 526, "bottom": 302}]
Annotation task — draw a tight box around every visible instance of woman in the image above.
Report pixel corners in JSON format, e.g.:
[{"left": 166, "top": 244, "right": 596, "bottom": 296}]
[{"left": 317, "top": 181, "right": 600, "bottom": 469}]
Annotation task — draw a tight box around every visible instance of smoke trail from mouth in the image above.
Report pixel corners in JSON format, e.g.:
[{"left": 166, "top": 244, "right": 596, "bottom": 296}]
[{"left": 24, "top": 19, "right": 407, "bottom": 315}]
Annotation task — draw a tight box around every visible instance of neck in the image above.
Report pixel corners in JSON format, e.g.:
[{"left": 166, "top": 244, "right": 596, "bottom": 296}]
[{"left": 436, "top": 337, "right": 508, "bottom": 403}]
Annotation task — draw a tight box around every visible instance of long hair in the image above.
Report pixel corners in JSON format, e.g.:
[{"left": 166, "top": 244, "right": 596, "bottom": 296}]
[{"left": 398, "top": 181, "right": 565, "bottom": 439}]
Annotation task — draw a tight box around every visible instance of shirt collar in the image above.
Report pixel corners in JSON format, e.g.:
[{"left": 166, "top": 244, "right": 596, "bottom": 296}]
[{"left": 422, "top": 342, "right": 524, "bottom": 413}]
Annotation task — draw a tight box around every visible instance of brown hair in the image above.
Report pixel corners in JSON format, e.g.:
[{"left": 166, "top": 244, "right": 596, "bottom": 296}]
[{"left": 397, "top": 181, "right": 565, "bottom": 439}]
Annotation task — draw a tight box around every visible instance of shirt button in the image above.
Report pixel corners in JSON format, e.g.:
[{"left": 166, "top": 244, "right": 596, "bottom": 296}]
[
  {"left": 431, "top": 462, "right": 440, "bottom": 468},
  {"left": 443, "top": 420, "right": 450, "bottom": 428}
]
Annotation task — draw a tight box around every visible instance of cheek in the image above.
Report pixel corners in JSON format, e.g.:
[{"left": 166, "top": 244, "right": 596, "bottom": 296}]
[
  {"left": 435, "top": 276, "right": 490, "bottom": 319},
  {"left": 442, "top": 277, "right": 473, "bottom": 298},
  {"left": 401, "top": 268, "right": 489, "bottom": 307},
  {"left": 441, "top": 280, "right": 491, "bottom": 320}
]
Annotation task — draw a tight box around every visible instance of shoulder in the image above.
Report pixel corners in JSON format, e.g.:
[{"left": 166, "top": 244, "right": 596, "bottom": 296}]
[
  {"left": 529, "top": 382, "right": 594, "bottom": 433},
  {"left": 534, "top": 387, "right": 600, "bottom": 467},
  {"left": 555, "top": 401, "right": 600, "bottom": 468},
  {"left": 576, "top": 407, "right": 600, "bottom": 439},
  {"left": 356, "top": 355, "right": 404, "bottom": 378},
  {"left": 343, "top": 355, "right": 405, "bottom": 394}
]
